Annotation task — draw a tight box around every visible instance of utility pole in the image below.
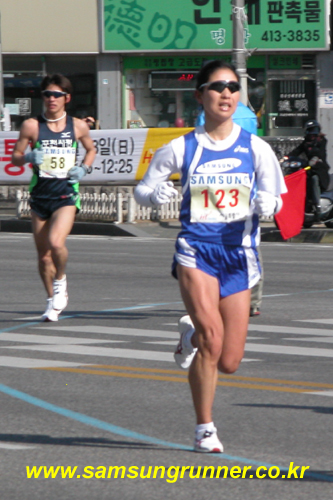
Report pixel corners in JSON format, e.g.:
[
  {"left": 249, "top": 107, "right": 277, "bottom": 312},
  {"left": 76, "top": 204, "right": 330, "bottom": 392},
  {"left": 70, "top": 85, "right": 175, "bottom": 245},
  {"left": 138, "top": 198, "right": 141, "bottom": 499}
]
[
  {"left": 0, "top": 12, "right": 3, "bottom": 130},
  {"left": 232, "top": 0, "right": 248, "bottom": 105}
]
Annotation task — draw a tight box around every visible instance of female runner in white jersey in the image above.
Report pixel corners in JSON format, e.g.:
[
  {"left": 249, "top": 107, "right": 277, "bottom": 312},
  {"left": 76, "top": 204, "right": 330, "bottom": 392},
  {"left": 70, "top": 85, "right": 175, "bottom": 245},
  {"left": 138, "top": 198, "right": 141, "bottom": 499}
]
[{"left": 134, "top": 60, "right": 287, "bottom": 453}]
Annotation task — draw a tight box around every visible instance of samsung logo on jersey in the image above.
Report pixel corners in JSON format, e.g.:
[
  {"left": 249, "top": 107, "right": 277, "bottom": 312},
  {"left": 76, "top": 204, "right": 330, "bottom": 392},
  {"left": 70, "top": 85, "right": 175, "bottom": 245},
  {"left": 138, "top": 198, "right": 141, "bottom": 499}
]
[
  {"left": 190, "top": 173, "right": 250, "bottom": 186},
  {"left": 234, "top": 145, "right": 249, "bottom": 153},
  {"left": 195, "top": 159, "right": 241, "bottom": 174}
]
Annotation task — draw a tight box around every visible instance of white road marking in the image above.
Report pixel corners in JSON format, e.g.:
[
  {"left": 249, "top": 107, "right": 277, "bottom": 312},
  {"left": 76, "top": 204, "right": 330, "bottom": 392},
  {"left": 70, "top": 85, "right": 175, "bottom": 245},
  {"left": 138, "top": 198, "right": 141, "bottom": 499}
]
[
  {"left": 0, "top": 356, "right": 92, "bottom": 368},
  {"left": 306, "top": 391, "right": 333, "bottom": 398},
  {"left": 0, "top": 344, "right": 260, "bottom": 363},
  {"left": 34, "top": 325, "right": 180, "bottom": 339},
  {"left": 0, "top": 333, "right": 126, "bottom": 345},
  {"left": 143, "top": 341, "right": 176, "bottom": 346},
  {"left": 248, "top": 324, "right": 333, "bottom": 337},
  {"left": 295, "top": 318, "right": 333, "bottom": 325},
  {"left": 0, "top": 443, "right": 35, "bottom": 450},
  {"left": 20, "top": 316, "right": 45, "bottom": 320},
  {"left": 286, "top": 337, "right": 333, "bottom": 344},
  {"left": 2, "top": 345, "right": 175, "bottom": 362},
  {"left": 245, "top": 343, "right": 333, "bottom": 358},
  {"left": 1, "top": 324, "right": 333, "bottom": 369},
  {"left": 143, "top": 336, "right": 263, "bottom": 346}
]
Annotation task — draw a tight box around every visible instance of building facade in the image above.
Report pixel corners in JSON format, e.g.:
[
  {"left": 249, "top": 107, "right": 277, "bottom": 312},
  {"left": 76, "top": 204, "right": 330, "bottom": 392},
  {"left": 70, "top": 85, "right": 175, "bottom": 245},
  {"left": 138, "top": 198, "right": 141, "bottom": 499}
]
[{"left": 1, "top": 0, "right": 333, "bottom": 161}]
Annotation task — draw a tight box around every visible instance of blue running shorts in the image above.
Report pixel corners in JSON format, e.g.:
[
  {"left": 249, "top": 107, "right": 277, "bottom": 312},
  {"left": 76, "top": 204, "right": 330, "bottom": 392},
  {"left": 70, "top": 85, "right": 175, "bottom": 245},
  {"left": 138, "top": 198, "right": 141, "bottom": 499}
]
[{"left": 172, "top": 237, "right": 261, "bottom": 297}]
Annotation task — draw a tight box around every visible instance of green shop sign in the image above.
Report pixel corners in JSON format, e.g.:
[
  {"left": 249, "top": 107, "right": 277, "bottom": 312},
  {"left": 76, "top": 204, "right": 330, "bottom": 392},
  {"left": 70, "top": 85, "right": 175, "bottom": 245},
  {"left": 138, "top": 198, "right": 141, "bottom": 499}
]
[{"left": 103, "top": 0, "right": 328, "bottom": 52}]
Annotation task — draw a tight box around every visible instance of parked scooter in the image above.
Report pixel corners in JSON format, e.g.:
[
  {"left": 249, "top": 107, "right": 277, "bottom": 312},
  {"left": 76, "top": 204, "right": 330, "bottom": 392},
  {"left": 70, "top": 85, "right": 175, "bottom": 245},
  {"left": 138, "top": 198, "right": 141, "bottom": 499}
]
[{"left": 280, "top": 156, "right": 333, "bottom": 228}]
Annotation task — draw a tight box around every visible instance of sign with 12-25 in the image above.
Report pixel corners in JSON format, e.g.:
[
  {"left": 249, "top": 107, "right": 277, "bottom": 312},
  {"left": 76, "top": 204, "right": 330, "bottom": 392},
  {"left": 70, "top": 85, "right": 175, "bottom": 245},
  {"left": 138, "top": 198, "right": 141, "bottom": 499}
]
[{"left": 103, "top": 0, "right": 329, "bottom": 52}]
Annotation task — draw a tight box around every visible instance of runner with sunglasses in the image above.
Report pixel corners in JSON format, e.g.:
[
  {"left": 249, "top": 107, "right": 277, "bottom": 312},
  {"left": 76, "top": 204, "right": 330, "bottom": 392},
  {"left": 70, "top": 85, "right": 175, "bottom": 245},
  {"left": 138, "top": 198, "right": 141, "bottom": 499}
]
[
  {"left": 12, "top": 74, "right": 96, "bottom": 321},
  {"left": 134, "top": 60, "right": 286, "bottom": 453}
]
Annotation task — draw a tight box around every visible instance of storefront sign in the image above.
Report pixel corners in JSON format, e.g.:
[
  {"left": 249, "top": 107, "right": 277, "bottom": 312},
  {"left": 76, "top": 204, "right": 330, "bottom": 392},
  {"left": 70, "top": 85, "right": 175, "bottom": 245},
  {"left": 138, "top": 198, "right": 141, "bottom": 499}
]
[
  {"left": 16, "top": 98, "right": 32, "bottom": 116},
  {"left": 268, "top": 55, "right": 302, "bottom": 70},
  {"left": 0, "top": 129, "right": 191, "bottom": 184},
  {"left": 319, "top": 89, "right": 333, "bottom": 108},
  {"left": 102, "top": 0, "right": 328, "bottom": 52},
  {"left": 5, "top": 104, "right": 19, "bottom": 116}
]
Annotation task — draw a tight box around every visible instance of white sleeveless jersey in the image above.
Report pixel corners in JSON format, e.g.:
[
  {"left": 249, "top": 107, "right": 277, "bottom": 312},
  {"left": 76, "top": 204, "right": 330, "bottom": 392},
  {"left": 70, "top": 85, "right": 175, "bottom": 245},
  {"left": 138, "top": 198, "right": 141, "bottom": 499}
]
[{"left": 141, "top": 125, "right": 287, "bottom": 247}]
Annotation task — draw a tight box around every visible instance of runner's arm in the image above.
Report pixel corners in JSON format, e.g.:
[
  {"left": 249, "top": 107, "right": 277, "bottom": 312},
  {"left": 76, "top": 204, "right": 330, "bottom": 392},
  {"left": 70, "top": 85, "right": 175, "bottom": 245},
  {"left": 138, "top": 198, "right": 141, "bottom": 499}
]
[
  {"left": 134, "top": 140, "right": 182, "bottom": 207},
  {"left": 251, "top": 135, "right": 287, "bottom": 215},
  {"left": 74, "top": 119, "right": 96, "bottom": 167},
  {"left": 11, "top": 119, "right": 37, "bottom": 166}
]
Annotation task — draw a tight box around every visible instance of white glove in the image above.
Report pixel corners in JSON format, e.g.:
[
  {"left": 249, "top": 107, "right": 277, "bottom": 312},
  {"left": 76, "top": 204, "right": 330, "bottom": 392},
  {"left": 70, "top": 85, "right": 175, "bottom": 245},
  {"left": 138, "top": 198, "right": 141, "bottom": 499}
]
[
  {"left": 150, "top": 181, "right": 178, "bottom": 205},
  {"left": 255, "top": 191, "right": 278, "bottom": 217},
  {"left": 24, "top": 148, "right": 44, "bottom": 165},
  {"left": 68, "top": 164, "right": 88, "bottom": 184}
]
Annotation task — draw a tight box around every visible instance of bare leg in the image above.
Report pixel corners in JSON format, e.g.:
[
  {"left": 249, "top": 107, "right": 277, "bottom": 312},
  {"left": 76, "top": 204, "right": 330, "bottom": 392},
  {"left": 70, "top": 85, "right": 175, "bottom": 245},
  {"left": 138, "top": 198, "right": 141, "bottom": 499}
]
[
  {"left": 218, "top": 289, "right": 251, "bottom": 374},
  {"left": 177, "top": 265, "right": 222, "bottom": 424},
  {"left": 48, "top": 205, "right": 76, "bottom": 280},
  {"left": 177, "top": 264, "right": 251, "bottom": 425},
  {"left": 31, "top": 205, "right": 76, "bottom": 296},
  {"left": 31, "top": 212, "right": 55, "bottom": 297}
]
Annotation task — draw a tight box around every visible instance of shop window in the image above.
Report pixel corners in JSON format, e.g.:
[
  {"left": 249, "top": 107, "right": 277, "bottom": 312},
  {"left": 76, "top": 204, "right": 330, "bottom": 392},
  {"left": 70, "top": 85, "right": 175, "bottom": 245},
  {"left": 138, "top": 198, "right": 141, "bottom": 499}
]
[{"left": 125, "top": 69, "right": 200, "bottom": 128}]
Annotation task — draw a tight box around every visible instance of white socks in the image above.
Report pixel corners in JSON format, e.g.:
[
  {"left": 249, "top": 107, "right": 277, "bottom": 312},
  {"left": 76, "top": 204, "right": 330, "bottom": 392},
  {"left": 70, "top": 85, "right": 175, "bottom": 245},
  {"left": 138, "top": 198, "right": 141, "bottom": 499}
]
[{"left": 196, "top": 422, "right": 215, "bottom": 436}]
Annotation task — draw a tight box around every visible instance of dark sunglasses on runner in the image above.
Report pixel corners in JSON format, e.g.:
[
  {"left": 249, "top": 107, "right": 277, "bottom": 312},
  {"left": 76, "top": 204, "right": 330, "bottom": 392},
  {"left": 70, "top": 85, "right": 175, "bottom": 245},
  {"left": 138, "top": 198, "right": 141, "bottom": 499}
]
[
  {"left": 42, "top": 90, "right": 67, "bottom": 98},
  {"left": 199, "top": 80, "right": 241, "bottom": 94}
]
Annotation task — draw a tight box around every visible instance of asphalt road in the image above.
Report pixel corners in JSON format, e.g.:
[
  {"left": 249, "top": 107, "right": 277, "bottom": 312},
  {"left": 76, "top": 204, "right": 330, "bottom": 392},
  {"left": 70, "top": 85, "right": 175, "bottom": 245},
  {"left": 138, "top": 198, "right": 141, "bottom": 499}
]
[{"left": 0, "top": 233, "right": 333, "bottom": 500}]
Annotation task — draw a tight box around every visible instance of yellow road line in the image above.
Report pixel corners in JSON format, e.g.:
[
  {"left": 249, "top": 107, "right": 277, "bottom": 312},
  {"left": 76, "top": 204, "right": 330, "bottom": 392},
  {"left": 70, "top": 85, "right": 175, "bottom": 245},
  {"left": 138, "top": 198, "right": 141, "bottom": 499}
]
[
  {"left": 36, "top": 366, "right": 327, "bottom": 393},
  {"left": 59, "top": 363, "right": 333, "bottom": 389}
]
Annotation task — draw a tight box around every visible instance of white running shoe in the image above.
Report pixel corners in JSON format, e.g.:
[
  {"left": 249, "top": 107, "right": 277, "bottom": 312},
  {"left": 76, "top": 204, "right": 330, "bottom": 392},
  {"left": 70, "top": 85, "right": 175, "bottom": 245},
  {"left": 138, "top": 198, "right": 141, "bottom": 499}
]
[
  {"left": 52, "top": 275, "right": 68, "bottom": 313},
  {"left": 194, "top": 427, "right": 224, "bottom": 453},
  {"left": 174, "top": 315, "right": 197, "bottom": 369},
  {"left": 41, "top": 298, "right": 59, "bottom": 322}
]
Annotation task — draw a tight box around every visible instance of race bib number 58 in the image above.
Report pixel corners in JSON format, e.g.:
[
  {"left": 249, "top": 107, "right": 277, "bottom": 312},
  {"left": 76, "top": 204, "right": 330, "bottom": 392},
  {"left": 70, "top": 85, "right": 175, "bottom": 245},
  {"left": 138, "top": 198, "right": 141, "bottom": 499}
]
[
  {"left": 190, "top": 173, "right": 251, "bottom": 223},
  {"left": 39, "top": 147, "right": 76, "bottom": 178}
]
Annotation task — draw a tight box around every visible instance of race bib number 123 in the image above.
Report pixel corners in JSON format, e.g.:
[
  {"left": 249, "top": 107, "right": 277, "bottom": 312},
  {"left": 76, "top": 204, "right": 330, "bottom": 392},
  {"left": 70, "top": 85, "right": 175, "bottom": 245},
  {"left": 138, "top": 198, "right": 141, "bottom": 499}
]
[{"left": 190, "top": 173, "right": 251, "bottom": 223}]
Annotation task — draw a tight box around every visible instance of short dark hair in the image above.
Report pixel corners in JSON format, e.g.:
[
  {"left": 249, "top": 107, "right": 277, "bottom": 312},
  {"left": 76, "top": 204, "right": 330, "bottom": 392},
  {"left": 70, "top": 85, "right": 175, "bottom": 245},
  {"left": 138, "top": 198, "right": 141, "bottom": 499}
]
[
  {"left": 196, "top": 60, "right": 239, "bottom": 90},
  {"left": 41, "top": 74, "right": 73, "bottom": 95}
]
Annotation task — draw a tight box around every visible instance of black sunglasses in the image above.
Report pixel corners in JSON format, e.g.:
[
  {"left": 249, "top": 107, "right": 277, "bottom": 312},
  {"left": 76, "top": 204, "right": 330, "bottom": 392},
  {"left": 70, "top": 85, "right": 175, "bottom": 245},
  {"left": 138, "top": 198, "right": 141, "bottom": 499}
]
[
  {"left": 199, "top": 80, "right": 241, "bottom": 94},
  {"left": 42, "top": 90, "right": 67, "bottom": 98}
]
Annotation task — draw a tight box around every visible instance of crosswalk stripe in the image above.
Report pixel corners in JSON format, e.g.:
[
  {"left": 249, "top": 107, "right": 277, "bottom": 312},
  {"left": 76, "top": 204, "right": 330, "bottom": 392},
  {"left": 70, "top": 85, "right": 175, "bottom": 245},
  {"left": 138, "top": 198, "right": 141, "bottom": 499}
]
[
  {"left": 286, "top": 336, "right": 333, "bottom": 344},
  {"left": 248, "top": 324, "right": 333, "bottom": 336},
  {"left": 37, "top": 323, "right": 333, "bottom": 338},
  {"left": 306, "top": 390, "right": 333, "bottom": 397},
  {"left": 0, "top": 333, "right": 126, "bottom": 345},
  {"left": 0, "top": 356, "right": 92, "bottom": 368},
  {"left": 4, "top": 339, "right": 333, "bottom": 361},
  {"left": 245, "top": 343, "right": 333, "bottom": 358},
  {"left": 3, "top": 344, "right": 175, "bottom": 362},
  {"left": 0, "top": 443, "right": 35, "bottom": 450},
  {"left": 34, "top": 325, "right": 180, "bottom": 339},
  {"left": 1, "top": 324, "right": 333, "bottom": 369},
  {"left": 143, "top": 336, "right": 262, "bottom": 346},
  {"left": 296, "top": 319, "right": 333, "bottom": 325},
  {"left": 1, "top": 344, "right": 257, "bottom": 364}
]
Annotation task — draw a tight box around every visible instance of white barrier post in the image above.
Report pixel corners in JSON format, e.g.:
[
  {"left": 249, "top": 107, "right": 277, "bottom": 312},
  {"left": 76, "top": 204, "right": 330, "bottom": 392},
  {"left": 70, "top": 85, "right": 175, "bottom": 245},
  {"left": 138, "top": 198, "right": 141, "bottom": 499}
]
[
  {"left": 16, "top": 189, "right": 22, "bottom": 218},
  {"left": 115, "top": 191, "right": 123, "bottom": 224},
  {"left": 127, "top": 192, "right": 136, "bottom": 223}
]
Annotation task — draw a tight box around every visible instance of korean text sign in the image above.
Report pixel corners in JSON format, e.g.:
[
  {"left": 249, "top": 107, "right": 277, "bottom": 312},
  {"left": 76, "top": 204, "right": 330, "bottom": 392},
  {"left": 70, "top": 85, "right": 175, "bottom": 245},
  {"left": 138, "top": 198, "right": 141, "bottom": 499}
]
[
  {"left": 103, "top": 0, "right": 328, "bottom": 52},
  {"left": 0, "top": 128, "right": 189, "bottom": 184}
]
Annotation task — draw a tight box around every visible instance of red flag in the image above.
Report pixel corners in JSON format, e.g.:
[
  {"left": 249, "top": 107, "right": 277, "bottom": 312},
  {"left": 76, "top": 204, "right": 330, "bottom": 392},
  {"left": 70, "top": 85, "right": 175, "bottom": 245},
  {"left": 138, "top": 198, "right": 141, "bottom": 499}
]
[{"left": 274, "top": 169, "right": 306, "bottom": 240}]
